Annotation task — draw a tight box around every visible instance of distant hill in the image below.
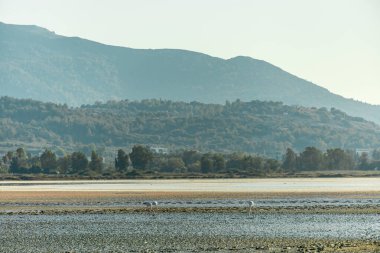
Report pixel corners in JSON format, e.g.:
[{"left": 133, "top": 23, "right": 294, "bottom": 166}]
[
  {"left": 0, "top": 97, "right": 379, "bottom": 157},
  {"left": 1, "top": 22, "right": 380, "bottom": 123}
]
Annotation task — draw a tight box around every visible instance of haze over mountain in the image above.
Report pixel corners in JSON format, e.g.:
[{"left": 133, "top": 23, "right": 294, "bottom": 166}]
[{"left": 1, "top": 22, "right": 380, "bottom": 123}]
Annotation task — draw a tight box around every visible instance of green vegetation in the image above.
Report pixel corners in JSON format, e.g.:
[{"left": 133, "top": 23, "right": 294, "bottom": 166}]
[
  {"left": 1, "top": 97, "right": 380, "bottom": 158},
  {"left": 2, "top": 22, "right": 380, "bottom": 123},
  {"left": 1, "top": 145, "right": 379, "bottom": 179}
]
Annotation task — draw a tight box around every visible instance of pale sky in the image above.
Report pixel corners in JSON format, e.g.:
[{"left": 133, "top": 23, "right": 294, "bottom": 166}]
[{"left": 1, "top": 0, "right": 379, "bottom": 104}]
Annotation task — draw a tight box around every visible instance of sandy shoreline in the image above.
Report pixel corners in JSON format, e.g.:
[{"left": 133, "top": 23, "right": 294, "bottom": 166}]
[
  {"left": 1, "top": 190, "right": 380, "bottom": 202},
  {"left": 1, "top": 178, "right": 380, "bottom": 192}
]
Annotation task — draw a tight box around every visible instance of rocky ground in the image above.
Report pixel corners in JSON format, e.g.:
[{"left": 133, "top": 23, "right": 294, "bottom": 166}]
[
  {"left": 1, "top": 234, "right": 378, "bottom": 253},
  {"left": 0, "top": 212, "right": 379, "bottom": 253},
  {"left": 0, "top": 191, "right": 379, "bottom": 252}
]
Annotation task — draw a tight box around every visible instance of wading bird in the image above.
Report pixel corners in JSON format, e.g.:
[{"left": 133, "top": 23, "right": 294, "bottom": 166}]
[
  {"left": 248, "top": 200, "right": 254, "bottom": 215},
  {"left": 143, "top": 201, "right": 158, "bottom": 212}
]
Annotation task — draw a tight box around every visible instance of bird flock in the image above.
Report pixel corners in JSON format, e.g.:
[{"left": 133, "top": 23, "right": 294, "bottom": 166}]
[
  {"left": 143, "top": 200, "right": 255, "bottom": 214},
  {"left": 143, "top": 201, "right": 158, "bottom": 211}
]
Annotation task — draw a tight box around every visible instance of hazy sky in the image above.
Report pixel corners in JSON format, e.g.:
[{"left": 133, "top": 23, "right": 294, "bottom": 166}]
[{"left": 1, "top": 0, "right": 379, "bottom": 104}]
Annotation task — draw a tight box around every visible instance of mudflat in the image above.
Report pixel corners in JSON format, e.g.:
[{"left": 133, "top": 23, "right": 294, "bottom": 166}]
[{"left": 0, "top": 179, "right": 379, "bottom": 252}]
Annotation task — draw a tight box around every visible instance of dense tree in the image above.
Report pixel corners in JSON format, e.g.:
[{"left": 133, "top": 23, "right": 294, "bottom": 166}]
[
  {"left": 29, "top": 156, "right": 41, "bottom": 169},
  {"left": 325, "top": 148, "right": 354, "bottom": 170},
  {"left": 10, "top": 157, "right": 23, "bottom": 173},
  {"left": 166, "top": 157, "right": 186, "bottom": 172},
  {"left": 40, "top": 149, "right": 57, "bottom": 173},
  {"left": 0, "top": 163, "right": 8, "bottom": 174},
  {"left": 9, "top": 148, "right": 29, "bottom": 173},
  {"left": 299, "top": 147, "right": 324, "bottom": 171},
  {"left": 200, "top": 154, "right": 213, "bottom": 173},
  {"left": 1, "top": 145, "right": 378, "bottom": 177},
  {"left": 2, "top": 151, "right": 13, "bottom": 164},
  {"left": 16, "top": 148, "right": 27, "bottom": 160},
  {"left": 250, "top": 156, "right": 264, "bottom": 174},
  {"left": 89, "top": 150, "right": 103, "bottom": 174},
  {"left": 57, "top": 155, "right": 72, "bottom": 174},
  {"left": 182, "top": 150, "right": 201, "bottom": 166},
  {"left": 372, "top": 149, "right": 380, "bottom": 161},
  {"left": 265, "top": 159, "right": 281, "bottom": 173},
  {"left": 71, "top": 152, "right": 88, "bottom": 175},
  {"left": 213, "top": 154, "right": 226, "bottom": 172},
  {"left": 358, "top": 152, "right": 370, "bottom": 170},
  {"left": 226, "top": 153, "right": 244, "bottom": 170},
  {"left": 129, "top": 145, "right": 153, "bottom": 170},
  {"left": 187, "top": 161, "right": 201, "bottom": 173},
  {"left": 115, "top": 149, "right": 129, "bottom": 172},
  {"left": 282, "top": 148, "right": 297, "bottom": 172},
  {"left": 241, "top": 155, "right": 252, "bottom": 171}
]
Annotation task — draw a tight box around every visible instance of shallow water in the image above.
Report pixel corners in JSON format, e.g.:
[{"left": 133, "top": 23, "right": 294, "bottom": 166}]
[
  {"left": 2, "top": 197, "right": 380, "bottom": 209},
  {"left": 0, "top": 213, "right": 378, "bottom": 252}
]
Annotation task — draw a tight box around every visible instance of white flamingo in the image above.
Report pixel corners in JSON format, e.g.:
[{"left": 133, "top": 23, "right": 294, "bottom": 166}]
[
  {"left": 143, "top": 201, "right": 158, "bottom": 212},
  {"left": 248, "top": 200, "right": 254, "bottom": 215}
]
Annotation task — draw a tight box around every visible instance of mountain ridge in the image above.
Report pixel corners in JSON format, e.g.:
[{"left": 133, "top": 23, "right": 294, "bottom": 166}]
[{"left": 1, "top": 21, "right": 380, "bottom": 123}]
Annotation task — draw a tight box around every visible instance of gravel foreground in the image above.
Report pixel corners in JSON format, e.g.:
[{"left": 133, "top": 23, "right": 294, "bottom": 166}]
[
  {"left": 1, "top": 233, "right": 379, "bottom": 253},
  {"left": 0, "top": 212, "right": 379, "bottom": 253},
  {"left": 0, "top": 190, "right": 379, "bottom": 252}
]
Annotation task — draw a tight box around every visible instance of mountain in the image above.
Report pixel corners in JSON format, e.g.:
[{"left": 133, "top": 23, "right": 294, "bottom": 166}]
[
  {"left": 0, "top": 97, "right": 379, "bottom": 157},
  {"left": 1, "top": 22, "right": 380, "bottom": 123}
]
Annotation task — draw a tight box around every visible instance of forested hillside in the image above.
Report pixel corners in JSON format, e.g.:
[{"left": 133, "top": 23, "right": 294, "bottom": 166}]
[
  {"left": 0, "top": 97, "right": 379, "bottom": 157},
  {"left": 1, "top": 22, "right": 380, "bottom": 123}
]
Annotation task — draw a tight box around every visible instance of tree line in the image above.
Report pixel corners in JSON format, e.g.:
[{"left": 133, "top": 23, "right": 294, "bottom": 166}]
[
  {"left": 1, "top": 145, "right": 379, "bottom": 177},
  {"left": 283, "top": 147, "right": 380, "bottom": 172}
]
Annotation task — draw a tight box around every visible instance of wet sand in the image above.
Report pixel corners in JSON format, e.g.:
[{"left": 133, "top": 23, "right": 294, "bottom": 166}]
[{"left": 1, "top": 189, "right": 380, "bottom": 200}]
